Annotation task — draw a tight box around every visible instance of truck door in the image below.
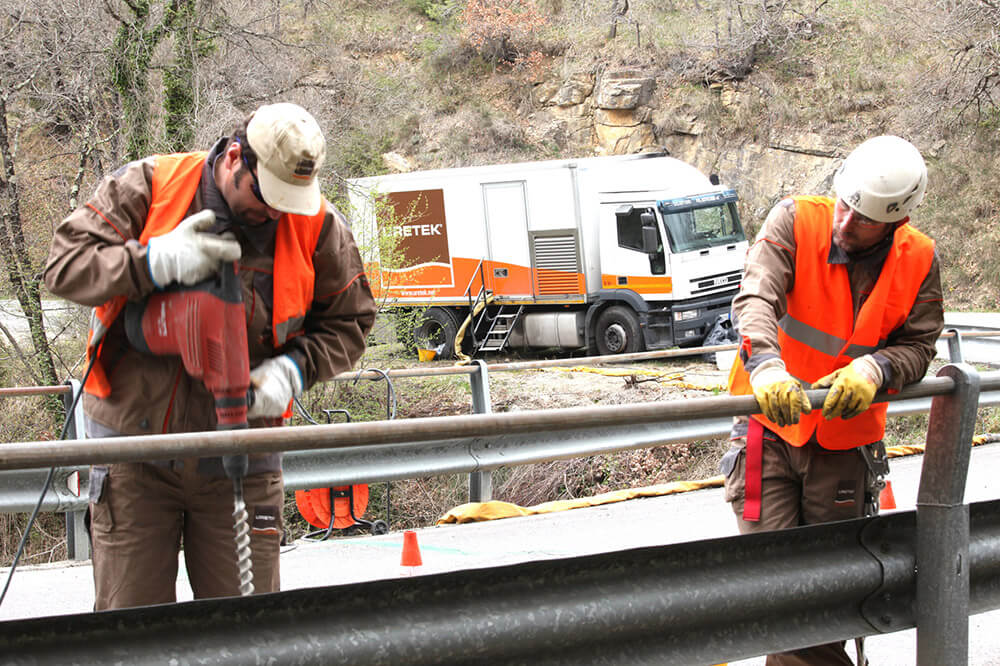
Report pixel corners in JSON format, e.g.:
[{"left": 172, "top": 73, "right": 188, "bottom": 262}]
[
  {"left": 598, "top": 203, "right": 672, "bottom": 299},
  {"left": 482, "top": 181, "right": 532, "bottom": 297}
]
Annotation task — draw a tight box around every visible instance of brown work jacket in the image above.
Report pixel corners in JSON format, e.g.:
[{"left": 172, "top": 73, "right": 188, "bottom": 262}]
[{"left": 44, "top": 141, "right": 376, "bottom": 472}]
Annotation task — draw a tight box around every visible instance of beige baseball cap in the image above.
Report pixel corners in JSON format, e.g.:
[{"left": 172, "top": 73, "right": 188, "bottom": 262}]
[{"left": 246, "top": 102, "right": 326, "bottom": 216}]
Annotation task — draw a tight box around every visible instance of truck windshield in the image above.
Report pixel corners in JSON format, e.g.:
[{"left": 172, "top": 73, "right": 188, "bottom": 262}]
[{"left": 658, "top": 191, "right": 745, "bottom": 254}]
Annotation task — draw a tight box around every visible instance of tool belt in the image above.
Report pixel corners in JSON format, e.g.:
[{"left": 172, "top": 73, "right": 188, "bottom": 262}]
[
  {"left": 859, "top": 439, "right": 889, "bottom": 516},
  {"left": 742, "top": 421, "right": 888, "bottom": 521}
]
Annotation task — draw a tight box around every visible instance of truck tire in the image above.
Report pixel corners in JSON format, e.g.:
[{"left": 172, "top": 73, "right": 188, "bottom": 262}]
[
  {"left": 595, "top": 305, "right": 643, "bottom": 355},
  {"left": 414, "top": 307, "right": 460, "bottom": 359}
]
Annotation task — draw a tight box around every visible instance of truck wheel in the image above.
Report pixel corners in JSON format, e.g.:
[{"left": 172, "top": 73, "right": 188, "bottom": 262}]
[
  {"left": 595, "top": 305, "right": 643, "bottom": 355},
  {"left": 414, "top": 307, "right": 459, "bottom": 359}
]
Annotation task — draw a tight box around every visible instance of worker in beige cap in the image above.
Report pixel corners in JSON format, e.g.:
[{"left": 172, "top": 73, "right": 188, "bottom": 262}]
[{"left": 44, "top": 102, "right": 376, "bottom": 609}]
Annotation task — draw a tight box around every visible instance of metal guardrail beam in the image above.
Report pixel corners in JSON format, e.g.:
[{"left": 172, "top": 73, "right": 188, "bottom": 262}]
[
  {"left": 0, "top": 364, "right": 993, "bottom": 664},
  {"left": 3, "top": 375, "right": 1000, "bottom": 510},
  {"left": 10, "top": 386, "right": 1000, "bottom": 511},
  {"left": 4, "top": 375, "right": 993, "bottom": 472},
  {"left": 1, "top": 498, "right": 998, "bottom": 665}
]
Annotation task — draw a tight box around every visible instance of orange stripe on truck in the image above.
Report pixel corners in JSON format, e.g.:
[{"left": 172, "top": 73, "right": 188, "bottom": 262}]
[
  {"left": 367, "top": 256, "right": 584, "bottom": 300},
  {"left": 601, "top": 274, "right": 673, "bottom": 294}
]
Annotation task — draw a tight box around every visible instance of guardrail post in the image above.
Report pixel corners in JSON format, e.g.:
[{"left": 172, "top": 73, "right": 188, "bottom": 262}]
[
  {"left": 916, "top": 363, "right": 978, "bottom": 665},
  {"left": 61, "top": 380, "right": 89, "bottom": 562},
  {"left": 945, "top": 328, "right": 965, "bottom": 363},
  {"left": 468, "top": 360, "right": 493, "bottom": 502}
]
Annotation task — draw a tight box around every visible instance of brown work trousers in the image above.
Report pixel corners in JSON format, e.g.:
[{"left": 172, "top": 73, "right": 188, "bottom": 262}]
[
  {"left": 723, "top": 434, "right": 868, "bottom": 666},
  {"left": 89, "top": 459, "right": 284, "bottom": 610}
]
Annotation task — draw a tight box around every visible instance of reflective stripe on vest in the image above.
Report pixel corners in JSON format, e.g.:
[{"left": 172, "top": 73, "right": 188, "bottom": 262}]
[
  {"left": 84, "top": 152, "right": 325, "bottom": 398},
  {"left": 728, "top": 195, "right": 935, "bottom": 450}
]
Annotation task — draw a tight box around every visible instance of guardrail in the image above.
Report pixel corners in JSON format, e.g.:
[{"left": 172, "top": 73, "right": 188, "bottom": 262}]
[
  {"left": 0, "top": 363, "right": 996, "bottom": 665},
  {"left": 2, "top": 333, "right": 998, "bottom": 560}
]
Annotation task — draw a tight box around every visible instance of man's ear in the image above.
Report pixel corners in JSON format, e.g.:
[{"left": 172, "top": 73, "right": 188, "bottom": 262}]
[{"left": 225, "top": 140, "right": 241, "bottom": 163}]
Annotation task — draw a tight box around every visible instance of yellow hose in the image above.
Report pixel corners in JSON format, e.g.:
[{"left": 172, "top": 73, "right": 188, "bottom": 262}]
[{"left": 454, "top": 295, "right": 495, "bottom": 364}]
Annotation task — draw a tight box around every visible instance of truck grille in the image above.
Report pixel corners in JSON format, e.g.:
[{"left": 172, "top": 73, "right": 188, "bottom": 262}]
[
  {"left": 532, "top": 233, "right": 582, "bottom": 296},
  {"left": 690, "top": 269, "right": 742, "bottom": 295}
]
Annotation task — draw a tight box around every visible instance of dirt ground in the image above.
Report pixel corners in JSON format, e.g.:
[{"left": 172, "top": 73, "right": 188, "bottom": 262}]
[
  {"left": 485, "top": 354, "right": 731, "bottom": 413},
  {"left": 458, "top": 354, "right": 727, "bottom": 411}
]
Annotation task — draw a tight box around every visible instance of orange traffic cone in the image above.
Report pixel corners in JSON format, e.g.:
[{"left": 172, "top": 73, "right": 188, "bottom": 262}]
[
  {"left": 400, "top": 530, "right": 423, "bottom": 574},
  {"left": 879, "top": 481, "right": 897, "bottom": 510}
]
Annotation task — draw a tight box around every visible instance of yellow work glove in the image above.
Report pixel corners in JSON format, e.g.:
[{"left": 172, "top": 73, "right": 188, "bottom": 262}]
[
  {"left": 749, "top": 358, "right": 812, "bottom": 427},
  {"left": 811, "top": 355, "right": 883, "bottom": 420}
]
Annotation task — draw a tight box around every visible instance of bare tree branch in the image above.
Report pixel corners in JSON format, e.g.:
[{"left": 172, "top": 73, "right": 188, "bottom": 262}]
[{"left": 0, "top": 320, "right": 44, "bottom": 385}]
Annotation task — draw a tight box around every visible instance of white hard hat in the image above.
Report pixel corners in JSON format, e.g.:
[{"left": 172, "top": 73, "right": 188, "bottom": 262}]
[{"left": 833, "top": 135, "right": 927, "bottom": 223}]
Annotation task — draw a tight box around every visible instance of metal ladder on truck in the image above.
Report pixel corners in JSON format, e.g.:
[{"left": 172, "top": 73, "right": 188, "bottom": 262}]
[
  {"left": 475, "top": 304, "right": 524, "bottom": 353},
  {"left": 463, "top": 259, "right": 524, "bottom": 355}
]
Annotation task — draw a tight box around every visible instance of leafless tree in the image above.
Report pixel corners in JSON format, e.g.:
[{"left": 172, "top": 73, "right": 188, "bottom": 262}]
[
  {"left": 0, "top": 1, "right": 116, "bottom": 404},
  {"left": 925, "top": 0, "right": 1000, "bottom": 120},
  {"left": 674, "top": 0, "right": 828, "bottom": 85}
]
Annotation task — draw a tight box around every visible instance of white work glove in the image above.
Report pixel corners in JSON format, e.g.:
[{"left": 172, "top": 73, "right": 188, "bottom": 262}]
[
  {"left": 749, "top": 358, "right": 812, "bottom": 427},
  {"left": 146, "top": 210, "right": 241, "bottom": 287},
  {"left": 248, "top": 355, "right": 304, "bottom": 419}
]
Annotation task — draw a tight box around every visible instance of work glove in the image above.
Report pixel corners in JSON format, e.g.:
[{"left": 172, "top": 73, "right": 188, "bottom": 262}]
[
  {"left": 749, "top": 358, "right": 812, "bottom": 427},
  {"left": 811, "top": 354, "right": 883, "bottom": 421},
  {"left": 248, "top": 355, "right": 304, "bottom": 419},
  {"left": 146, "top": 210, "right": 241, "bottom": 288}
]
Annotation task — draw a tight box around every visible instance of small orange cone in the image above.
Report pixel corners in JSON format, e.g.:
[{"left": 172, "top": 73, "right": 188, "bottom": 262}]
[
  {"left": 879, "top": 481, "right": 897, "bottom": 510},
  {"left": 400, "top": 530, "right": 423, "bottom": 568}
]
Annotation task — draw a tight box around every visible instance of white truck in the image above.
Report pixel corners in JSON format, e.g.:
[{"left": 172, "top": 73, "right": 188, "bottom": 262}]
[{"left": 349, "top": 152, "right": 748, "bottom": 358}]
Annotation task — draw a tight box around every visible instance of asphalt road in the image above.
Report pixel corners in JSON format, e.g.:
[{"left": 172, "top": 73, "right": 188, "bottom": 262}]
[{"left": 1, "top": 443, "right": 999, "bottom": 664}]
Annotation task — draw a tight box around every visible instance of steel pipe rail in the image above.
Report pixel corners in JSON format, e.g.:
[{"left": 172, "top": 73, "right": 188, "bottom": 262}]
[
  {"left": 3, "top": 374, "right": 994, "bottom": 472},
  {"left": 0, "top": 499, "right": 996, "bottom": 666},
  {"left": 0, "top": 385, "right": 70, "bottom": 398},
  {"left": 338, "top": 328, "right": 1000, "bottom": 381},
  {"left": 336, "top": 343, "right": 737, "bottom": 381},
  {"left": 3, "top": 374, "right": 1000, "bottom": 510},
  {"left": 8, "top": 386, "right": 1000, "bottom": 510}
]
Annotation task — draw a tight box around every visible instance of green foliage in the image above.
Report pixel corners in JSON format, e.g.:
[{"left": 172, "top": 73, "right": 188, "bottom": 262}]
[
  {"left": 421, "top": 34, "right": 488, "bottom": 79},
  {"left": 391, "top": 307, "right": 422, "bottom": 349},
  {"left": 163, "top": 0, "right": 215, "bottom": 151},
  {"left": 108, "top": 0, "right": 170, "bottom": 160},
  {"left": 335, "top": 129, "right": 395, "bottom": 179},
  {"left": 406, "top": 0, "right": 463, "bottom": 23}
]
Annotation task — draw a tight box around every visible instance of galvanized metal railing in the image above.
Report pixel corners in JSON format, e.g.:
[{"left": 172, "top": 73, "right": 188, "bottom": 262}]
[
  {"left": 0, "top": 363, "right": 996, "bottom": 665},
  {"left": 2, "top": 335, "right": 999, "bottom": 561}
]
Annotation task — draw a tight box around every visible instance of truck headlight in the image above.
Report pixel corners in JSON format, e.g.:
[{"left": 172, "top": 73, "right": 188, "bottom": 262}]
[{"left": 674, "top": 309, "right": 700, "bottom": 323}]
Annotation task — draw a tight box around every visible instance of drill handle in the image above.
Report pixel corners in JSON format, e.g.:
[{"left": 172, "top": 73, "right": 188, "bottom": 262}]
[
  {"left": 221, "top": 387, "right": 256, "bottom": 481},
  {"left": 222, "top": 454, "right": 249, "bottom": 481}
]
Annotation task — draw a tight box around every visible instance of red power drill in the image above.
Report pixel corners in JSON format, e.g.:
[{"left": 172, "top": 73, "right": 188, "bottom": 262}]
[
  {"left": 124, "top": 259, "right": 256, "bottom": 595},
  {"left": 124, "top": 260, "right": 252, "bottom": 434}
]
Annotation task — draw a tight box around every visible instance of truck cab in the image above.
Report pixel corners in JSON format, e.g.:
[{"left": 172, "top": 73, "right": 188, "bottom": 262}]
[{"left": 594, "top": 187, "right": 746, "bottom": 353}]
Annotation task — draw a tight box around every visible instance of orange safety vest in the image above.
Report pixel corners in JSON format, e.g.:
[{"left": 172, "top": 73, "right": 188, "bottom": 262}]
[
  {"left": 728, "top": 195, "right": 935, "bottom": 450},
  {"left": 84, "top": 151, "right": 326, "bottom": 398}
]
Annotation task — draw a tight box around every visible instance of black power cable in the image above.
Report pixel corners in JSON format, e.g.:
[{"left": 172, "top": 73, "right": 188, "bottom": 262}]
[{"left": 0, "top": 354, "right": 96, "bottom": 609}]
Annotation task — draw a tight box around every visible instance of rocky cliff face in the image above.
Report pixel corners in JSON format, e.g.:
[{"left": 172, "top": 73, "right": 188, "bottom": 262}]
[
  {"left": 526, "top": 66, "right": 844, "bottom": 228},
  {"left": 381, "top": 64, "right": 877, "bottom": 231}
]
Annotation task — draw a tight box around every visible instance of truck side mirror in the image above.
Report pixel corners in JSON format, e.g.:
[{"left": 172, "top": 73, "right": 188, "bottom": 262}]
[{"left": 640, "top": 212, "right": 659, "bottom": 254}]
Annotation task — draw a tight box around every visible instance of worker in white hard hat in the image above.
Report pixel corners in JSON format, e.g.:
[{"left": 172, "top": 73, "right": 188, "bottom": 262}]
[{"left": 723, "top": 136, "right": 944, "bottom": 665}]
